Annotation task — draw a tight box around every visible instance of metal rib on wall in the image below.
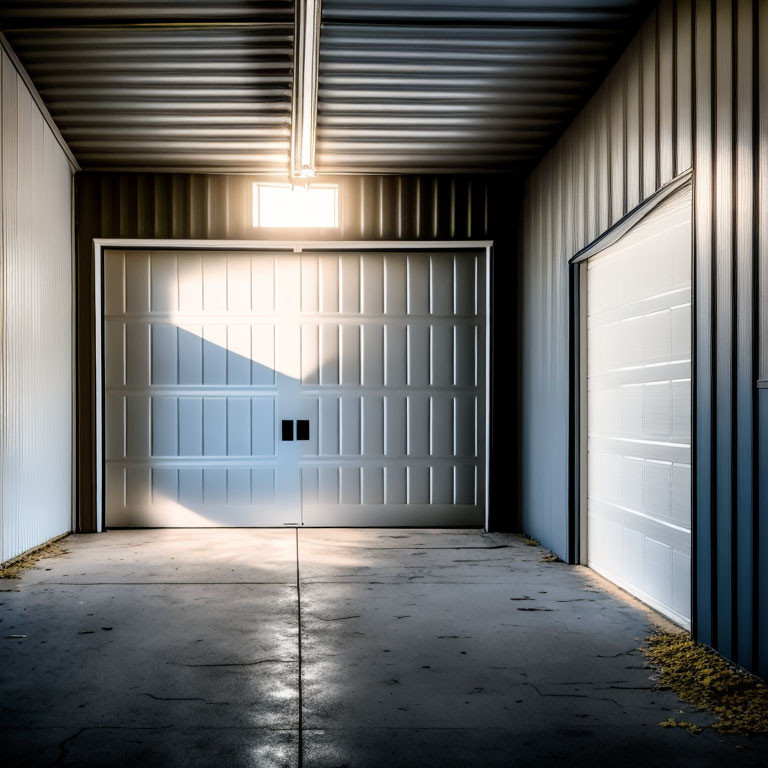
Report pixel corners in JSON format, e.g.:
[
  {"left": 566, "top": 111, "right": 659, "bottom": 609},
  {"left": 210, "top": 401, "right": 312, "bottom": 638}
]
[
  {"left": 756, "top": 0, "right": 768, "bottom": 686},
  {"left": 75, "top": 172, "right": 515, "bottom": 535},
  {"left": 520, "top": 0, "right": 766, "bottom": 677},
  {"left": 4, "top": 24, "right": 293, "bottom": 173},
  {"left": 317, "top": 0, "right": 650, "bottom": 174}
]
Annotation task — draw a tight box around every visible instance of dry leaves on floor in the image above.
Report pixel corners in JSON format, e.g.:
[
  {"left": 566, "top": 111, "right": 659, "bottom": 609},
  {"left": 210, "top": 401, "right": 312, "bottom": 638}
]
[
  {"left": 643, "top": 631, "right": 768, "bottom": 735},
  {"left": 0, "top": 539, "right": 69, "bottom": 579}
]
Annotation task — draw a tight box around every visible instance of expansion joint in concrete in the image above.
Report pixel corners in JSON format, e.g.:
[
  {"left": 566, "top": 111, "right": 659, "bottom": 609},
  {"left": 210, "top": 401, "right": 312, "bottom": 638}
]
[{"left": 295, "top": 528, "right": 304, "bottom": 768}]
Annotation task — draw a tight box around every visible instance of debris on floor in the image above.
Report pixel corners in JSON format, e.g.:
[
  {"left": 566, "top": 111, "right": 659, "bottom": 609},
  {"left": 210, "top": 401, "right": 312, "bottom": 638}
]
[
  {"left": 643, "top": 631, "right": 768, "bottom": 735},
  {"left": 3, "top": 529, "right": 768, "bottom": 766},
  {"left": 659, "top": 717, "right": 702, "bottom": 734},
  {"left": 519, "top": 534, "right": 562, "bottom": 563},
  {"left": 0, "top": 537, "right": 69, "bottom": 579}
]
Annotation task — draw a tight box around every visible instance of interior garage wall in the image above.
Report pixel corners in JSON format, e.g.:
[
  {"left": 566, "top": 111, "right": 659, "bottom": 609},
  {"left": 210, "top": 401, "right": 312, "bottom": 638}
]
[
  {"left": 0, "top": 49, "right": 73, "bottom": 562},
  {"left": 520, "top": 0, "right": 767, "bottom": 676},
  {"left": 75, "top": 172, "right": 518, "bottom": 535}
]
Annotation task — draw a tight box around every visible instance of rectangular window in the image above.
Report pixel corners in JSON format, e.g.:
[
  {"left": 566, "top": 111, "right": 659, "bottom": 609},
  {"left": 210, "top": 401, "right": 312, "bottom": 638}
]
[{"left": 252, "top": 182, "right": 339, "bottom": 228}]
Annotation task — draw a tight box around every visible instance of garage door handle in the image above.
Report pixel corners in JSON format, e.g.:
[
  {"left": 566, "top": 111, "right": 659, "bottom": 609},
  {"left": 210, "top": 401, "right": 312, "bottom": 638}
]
[{"left": 282, "top": 420, "right": 310, "bottom": 441}]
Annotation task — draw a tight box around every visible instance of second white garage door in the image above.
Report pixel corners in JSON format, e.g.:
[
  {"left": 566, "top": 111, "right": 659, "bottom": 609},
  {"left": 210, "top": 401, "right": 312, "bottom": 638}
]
[
  {"left": 586, "top": 184, "right": 692, "bottom": 627},
  {"left": 103, "top": 247, "right": 486, "bottom": 528}
]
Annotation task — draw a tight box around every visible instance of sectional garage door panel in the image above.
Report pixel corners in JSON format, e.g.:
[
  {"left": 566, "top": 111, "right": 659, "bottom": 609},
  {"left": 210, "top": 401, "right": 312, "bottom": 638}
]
[
  {"left": 103, "top": 249, "right": 285, "bottom": 527},
  {"left": 586, "top": 185, "right": 692, "bottom": 627},
  {"left": 103, "top": 248, "right": 485, "bottom": 528}
]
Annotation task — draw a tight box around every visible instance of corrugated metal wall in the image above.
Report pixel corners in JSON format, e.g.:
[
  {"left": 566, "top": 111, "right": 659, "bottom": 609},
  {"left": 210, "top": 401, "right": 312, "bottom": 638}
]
[
  {"left": 761, "top": 0, "right": 768, "bottom": 685},
  {"left": 0, "top": 49, "right": 73, "bottom": 563},
  {"left": 520, "top": 0, "right": 767, "bottom": 676},
  {"left": 75, "top": 172, "right": 517, "bottom": 534}
]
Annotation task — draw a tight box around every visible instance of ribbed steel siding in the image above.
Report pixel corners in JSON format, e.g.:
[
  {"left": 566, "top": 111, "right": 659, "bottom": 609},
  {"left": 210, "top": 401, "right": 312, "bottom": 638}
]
[
  {"left": 5, "top": 25, "right": 293, "bottom": 172},
  {"left": 519, "top": 138, "right": 570, "bottom": 560},
  {"left": 760, "top": 5, "right": 768, "bottom": 684},
  {"left": 521, "top": 0, "right": 766, "bottom": 676},
  {"left": 75, "top": 173, "right": 507, "bottom": 533},
  {"left": 0, "top": 49, "right": 72, "bottom": 563},
  {"left": 761, "top": 5, "right": 768, "bottom": 385},
  {"left": 317, "top": 1, "right": 649, "bottom": 173}
]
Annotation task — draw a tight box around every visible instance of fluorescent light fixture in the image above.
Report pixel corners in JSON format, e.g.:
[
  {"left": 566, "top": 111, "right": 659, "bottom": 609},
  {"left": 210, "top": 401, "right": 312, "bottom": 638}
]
[
  {"left": 292, "top": 0, "right": 321, "bottom": 178},
  {"left": 252, "top": 182, "right": 339, "bottom": 228}
]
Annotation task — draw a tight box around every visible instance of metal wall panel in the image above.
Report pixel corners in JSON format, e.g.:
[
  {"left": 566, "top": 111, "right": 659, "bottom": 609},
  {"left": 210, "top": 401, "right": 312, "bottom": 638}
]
[
  {"left": 692, "top": 0, "right": 714, "bottom": 651},
  {"left": 760, "top": 3, "right": 768, "bottom": 684},
  {"left": 75, "top": 172, "right": 515, "bottom": 534},
  {"left": 762, "top": 1, "right": 768, "bottom": 385},
  {"left": 760, "top": 390, "right": 768, "bottom": 678},
  {"left": 0, "top": 49, "right": 73, "bottom": 563},
  {"left": 520, "top": 0, "right": 766, "bottom": 676},
  {"left": 734, "top": 0, "right": 755, "bottom": 668}
]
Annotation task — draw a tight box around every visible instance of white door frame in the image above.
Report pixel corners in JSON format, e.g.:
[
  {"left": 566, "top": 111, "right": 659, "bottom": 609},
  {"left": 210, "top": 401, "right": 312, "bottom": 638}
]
[{"left": 93, "top": 238, "right": 493, "bottom": 532}]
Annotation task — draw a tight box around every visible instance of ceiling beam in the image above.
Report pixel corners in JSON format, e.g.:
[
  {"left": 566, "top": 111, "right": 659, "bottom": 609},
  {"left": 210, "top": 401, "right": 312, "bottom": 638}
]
[{"left": 292, "top": 0, "right": 322, "bottom": 179}]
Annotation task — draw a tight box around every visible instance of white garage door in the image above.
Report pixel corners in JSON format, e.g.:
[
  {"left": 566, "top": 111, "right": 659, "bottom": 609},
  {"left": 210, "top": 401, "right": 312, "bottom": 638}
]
[
  {"left": 586, "top": 185, "right": 692, "bottom": 627},
  {"left": 103, "top": 248, "right": 486, "bottom": 527}
]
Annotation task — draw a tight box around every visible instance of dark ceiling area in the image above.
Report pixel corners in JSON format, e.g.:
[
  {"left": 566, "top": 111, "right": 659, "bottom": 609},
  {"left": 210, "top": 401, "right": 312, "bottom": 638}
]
[{"left": 0, "top": 1, "right": 653, "bottom": 174}]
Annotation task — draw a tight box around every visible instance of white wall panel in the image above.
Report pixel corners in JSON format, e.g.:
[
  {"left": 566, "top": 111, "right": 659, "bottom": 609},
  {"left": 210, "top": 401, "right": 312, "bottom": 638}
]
[{"left": 0, "top": 50, "right": 73, "bottom": 562}]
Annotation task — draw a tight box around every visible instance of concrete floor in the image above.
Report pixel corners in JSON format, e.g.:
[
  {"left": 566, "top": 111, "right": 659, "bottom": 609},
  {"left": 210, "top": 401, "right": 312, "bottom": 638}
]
[{"left": 1, "top": 530, "right": 766, "bottom": 767}]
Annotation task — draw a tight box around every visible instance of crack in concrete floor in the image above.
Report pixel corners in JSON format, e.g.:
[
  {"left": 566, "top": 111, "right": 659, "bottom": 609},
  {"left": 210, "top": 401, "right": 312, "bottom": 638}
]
[{"left": 2, "top": 529, "right": 767, "bottom": 767}]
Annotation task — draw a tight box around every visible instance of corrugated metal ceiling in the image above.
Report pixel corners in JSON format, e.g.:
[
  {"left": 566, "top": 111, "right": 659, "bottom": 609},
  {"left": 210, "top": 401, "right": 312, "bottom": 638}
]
[
  {"left": 0, "top": 1, "right": 651, "bottom": 174},
  {"left": 5, "top": 25, "right": 293, "bottom": 172},
  {"left": 0, "top": 2, "right": 294, "bottom": 25},
  {"left": 317, "top": 0, "right": 651, "bottom": 173},
  {"left": 323, "top": 0, "right": 649, "bottom": 24},
  {"left": 317, "top": 24, "right": 617, "bottom": 173}
]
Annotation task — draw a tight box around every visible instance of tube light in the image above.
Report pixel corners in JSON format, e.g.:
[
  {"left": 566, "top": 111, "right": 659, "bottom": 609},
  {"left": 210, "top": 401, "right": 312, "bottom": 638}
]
[{"left": 292, "top": 0, "right": 322, "bottom": 179}]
